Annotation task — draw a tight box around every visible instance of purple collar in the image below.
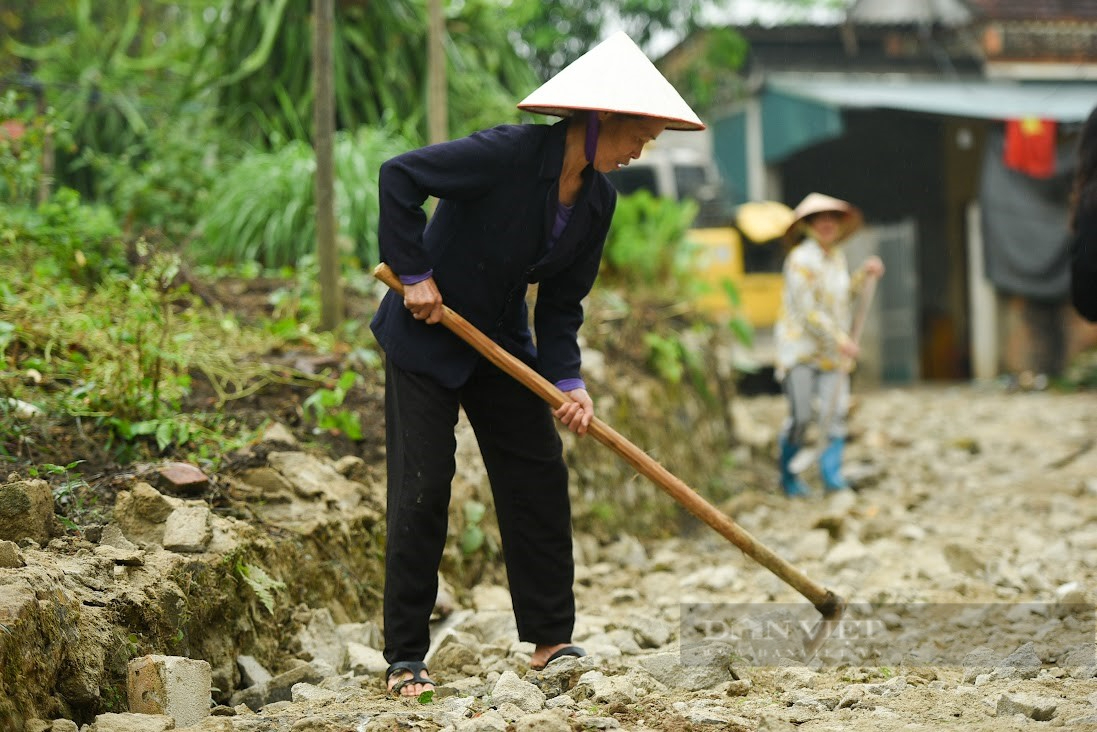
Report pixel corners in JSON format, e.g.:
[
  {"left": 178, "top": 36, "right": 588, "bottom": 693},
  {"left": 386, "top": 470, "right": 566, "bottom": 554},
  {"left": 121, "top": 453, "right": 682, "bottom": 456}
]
[{"left": 584, "top": 113, "right": 600, "bottom": 164}]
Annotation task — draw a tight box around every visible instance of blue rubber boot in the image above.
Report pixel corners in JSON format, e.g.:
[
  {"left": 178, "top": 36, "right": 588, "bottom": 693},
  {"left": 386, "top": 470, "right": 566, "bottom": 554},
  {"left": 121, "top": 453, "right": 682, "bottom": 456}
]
[
  {"left": 819, "top": 438, "right": 849, "bottom": 491},
  {"left": 779, "top": 437, "right": 812, "bottom": 498}
]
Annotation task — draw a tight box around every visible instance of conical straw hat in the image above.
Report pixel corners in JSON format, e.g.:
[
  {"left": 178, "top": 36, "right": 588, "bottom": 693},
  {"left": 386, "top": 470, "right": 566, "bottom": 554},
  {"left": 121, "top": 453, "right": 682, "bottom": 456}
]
[
  {"left": 785, "top": 193, "right": 863, "bottom": 242},
  {"left": 517, "top": 32, "right": 705, "bottom": 131}
]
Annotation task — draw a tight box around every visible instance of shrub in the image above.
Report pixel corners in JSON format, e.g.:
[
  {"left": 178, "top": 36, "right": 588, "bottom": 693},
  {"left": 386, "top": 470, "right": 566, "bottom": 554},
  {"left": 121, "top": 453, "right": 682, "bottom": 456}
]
[
  {"left": 194, "top": 126, "right": 414, "bottom": 267},
  {"left": 0, "top": 188, "right": 126, "bottom": 286},
  {"left": 601, "top": 189, "right": 700, "bottom": 293},
  {"left": 81, "top": 112, "right": 239, "bottom": 244}
]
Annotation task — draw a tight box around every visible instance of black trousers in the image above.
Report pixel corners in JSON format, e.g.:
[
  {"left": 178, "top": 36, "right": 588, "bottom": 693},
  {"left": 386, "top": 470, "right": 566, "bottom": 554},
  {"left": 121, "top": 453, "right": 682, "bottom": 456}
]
[{"left": 383, "top": 357, "right": 575, "bottom": 663}]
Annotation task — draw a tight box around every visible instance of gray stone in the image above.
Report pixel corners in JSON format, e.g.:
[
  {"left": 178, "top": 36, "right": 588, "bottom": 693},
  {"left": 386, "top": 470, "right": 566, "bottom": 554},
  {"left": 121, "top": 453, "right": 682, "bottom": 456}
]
[
  {"left": 993, "top": 641, "right": 1042, "bottom": 680},
  {"left": 94, "top": 544, "right": 144, "bottom": 566},
  {"left": 235, "top": 467, "right": 294, "bottom": 500},
  {"left": 613, "top": 614, "right": 673, "bottom": 649},
  {"left": 545, "top": 695, "right": 576, "bottom": 709},
  {"left": 680, "top": 702, "right": 736, "bottom": 725},
  {"left": 162, "top": 505, "right": 212, "bottom": 553},
  {"left": 289, "top": 682, "right": 337, "bottom": 703},
  {"left": 725, "top": 679, "right": 753, "bottom": 696},
  {"left": 570, "top": 716, "right": 619, "bottom": 730},
  {"left": 824, "top": 538, "right": 875, "bottom": 572},
  {"left": 346, "top": 642, "right": 388, "bottom": 676},
  {"left": 0, "top": 539, "right": 25, "bottom": 567},
  {"left": 237, "top": 663, "right": 325, "bottom": 709},
  {"left": 260, "top": 422, "right": 298, "bottom": 446},
  {"left": 335, "top": 621, "right": 383, "bottom": 650},
  {"left": 455, "top": 709, "right": 508, "bottom": 732},
  {"left": 459, "top": 608, "right": 516, "bottom": 644},
  {"left": 838, "top": 686, "right": 865, "bottom": 709},
  {"left": 996, "top": 692, "right": 1058, "bottom": 721},
  {"left": 639, "top": 650, "right": 735, "bottom": 692},
  {"left": 100, "top": 524, "right": 139, "bottom": 552},
  {"left": 513, "top": 709, "right": 571, "bottom": 732},
  {"left": 113, "top": 483, "right": 174, "bottom": 545},
  {"left": 1061, "top": 645, "right": 1097, "bottom": 679},
  {"left": 331, "top": 455, "right": 364, "bottom": 476},
  {"left": 268, "top": 451, "right": 362, "bottom": 509},
  {"left": 1067, "top": 715, "right": 1097, "bottom": 726},
  {"left": 961, "top": 646, "right": 1000, "bottom": 684},
  {"left": 90, "top": 713, "right": 175, "bottom": 732},
  {"left": 491, "top": 670, "right": 546, "bottom": 713},
  {"left": 942, "top": 543, "right": 985, "bottom": 576},
  {"left": 470, "top": 584, "right": 512, "bottom": 612},
  {"left": 297, "top": 607, "right": 347, "bottom": 672},
  {"left": 236, "top": 655, "right": 273, "bottom": 688},
  {"left": 0, "top": 477, "right": 57, "bottom": 544},
  {"left": 600, "top": 534, "right": 648, "bottom": 568}
]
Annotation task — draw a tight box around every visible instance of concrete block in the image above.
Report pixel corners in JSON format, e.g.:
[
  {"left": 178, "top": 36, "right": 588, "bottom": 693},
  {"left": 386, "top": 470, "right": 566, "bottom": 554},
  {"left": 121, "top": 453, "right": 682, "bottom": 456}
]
[{"left": 127, "top": 654, "right": 211, "bottom": 727}]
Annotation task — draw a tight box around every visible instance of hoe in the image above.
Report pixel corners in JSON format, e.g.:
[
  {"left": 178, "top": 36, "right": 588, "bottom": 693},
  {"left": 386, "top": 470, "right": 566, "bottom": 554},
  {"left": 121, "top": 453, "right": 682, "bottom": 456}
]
[{"left": 374, "top": 263, "right": 846, "bottom": 656}]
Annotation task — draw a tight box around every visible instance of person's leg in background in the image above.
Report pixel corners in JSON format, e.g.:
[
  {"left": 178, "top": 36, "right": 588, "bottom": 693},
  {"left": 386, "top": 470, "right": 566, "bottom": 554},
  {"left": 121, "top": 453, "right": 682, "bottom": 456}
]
[
  {"left": 778, "top": 364, "right": 816, "bottom": 497},
  {"left": 817, "top": 368, "right": 850, "bottom": 491}
]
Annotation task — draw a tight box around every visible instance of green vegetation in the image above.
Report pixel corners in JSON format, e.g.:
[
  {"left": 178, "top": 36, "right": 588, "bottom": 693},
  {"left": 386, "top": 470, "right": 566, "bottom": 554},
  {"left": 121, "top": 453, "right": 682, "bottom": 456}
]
[
  {"left": 236, "top": 561, "right": 287, "bottom": 615},
  {"left": 0, "top": 0, "right": 856, "bottom": 541},
  {"left": 196, "top": 126, "right": 414, "bottom": 267}
]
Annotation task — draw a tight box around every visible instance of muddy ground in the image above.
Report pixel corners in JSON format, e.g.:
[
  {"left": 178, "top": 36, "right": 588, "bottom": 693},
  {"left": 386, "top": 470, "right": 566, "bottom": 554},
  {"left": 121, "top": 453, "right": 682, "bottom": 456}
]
[{"left": 5, "top": 377, "right": 1097, "bottom": 731}]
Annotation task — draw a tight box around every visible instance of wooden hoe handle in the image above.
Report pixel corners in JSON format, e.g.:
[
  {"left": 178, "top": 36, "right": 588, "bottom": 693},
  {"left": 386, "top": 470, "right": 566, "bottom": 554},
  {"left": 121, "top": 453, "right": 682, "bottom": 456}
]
[{"left": 373, "top": 263, "right": 845, "bottom": 620}]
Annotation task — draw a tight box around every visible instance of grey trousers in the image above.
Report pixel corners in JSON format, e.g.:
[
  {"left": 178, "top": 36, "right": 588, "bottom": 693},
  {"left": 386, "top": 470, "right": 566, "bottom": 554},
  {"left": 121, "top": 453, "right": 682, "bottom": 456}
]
[{"left": 780, "top": 364, "right": 848, "bottom": 445}]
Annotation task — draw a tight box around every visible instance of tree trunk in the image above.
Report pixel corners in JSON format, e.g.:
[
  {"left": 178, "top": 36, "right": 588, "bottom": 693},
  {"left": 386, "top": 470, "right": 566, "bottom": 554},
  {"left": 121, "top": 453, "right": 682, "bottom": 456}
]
[{"left": 313, "top": 0, "right": 343, "bottom": 331}]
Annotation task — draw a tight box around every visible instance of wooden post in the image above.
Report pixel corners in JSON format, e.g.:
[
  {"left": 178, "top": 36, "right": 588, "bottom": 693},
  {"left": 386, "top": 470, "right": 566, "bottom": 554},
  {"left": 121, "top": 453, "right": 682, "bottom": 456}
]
[
  {"left": 313, "top": 0, "right": 343, "bottom": 331},
  {"left": 966, "top": 202, "right": 998, "bottom": 380},
  {"left": 36, "top": 86, "right": 54, "bottom": 205},
  {"left": 427, "top": 0, "right": 447, "bottom": 146}
]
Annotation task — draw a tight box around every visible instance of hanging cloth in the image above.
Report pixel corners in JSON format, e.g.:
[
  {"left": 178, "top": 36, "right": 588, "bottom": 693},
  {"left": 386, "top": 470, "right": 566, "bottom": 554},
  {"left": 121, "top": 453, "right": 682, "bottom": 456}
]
[{"left": 1003, "top": 118, "right": 1057, "bottom": 179}]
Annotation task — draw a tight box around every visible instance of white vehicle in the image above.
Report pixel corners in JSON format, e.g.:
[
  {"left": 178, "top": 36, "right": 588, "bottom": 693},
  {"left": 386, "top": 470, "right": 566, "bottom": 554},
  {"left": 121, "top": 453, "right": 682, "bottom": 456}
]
[{"left": 607, "top": 140, "right": 733, "bottom": 227}]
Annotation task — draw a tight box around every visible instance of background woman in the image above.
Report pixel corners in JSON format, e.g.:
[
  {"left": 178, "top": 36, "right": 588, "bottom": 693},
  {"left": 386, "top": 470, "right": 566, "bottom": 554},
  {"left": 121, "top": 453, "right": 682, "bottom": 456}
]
[{"left": 774, "top": 193, "right": 884, "bottom": 497}]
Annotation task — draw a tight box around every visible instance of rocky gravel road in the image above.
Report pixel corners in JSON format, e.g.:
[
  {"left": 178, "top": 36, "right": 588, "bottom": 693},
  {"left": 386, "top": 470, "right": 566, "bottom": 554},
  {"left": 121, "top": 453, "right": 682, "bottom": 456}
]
[{"left": 50, "top": 386, "right": 1097, "bottom": 731}]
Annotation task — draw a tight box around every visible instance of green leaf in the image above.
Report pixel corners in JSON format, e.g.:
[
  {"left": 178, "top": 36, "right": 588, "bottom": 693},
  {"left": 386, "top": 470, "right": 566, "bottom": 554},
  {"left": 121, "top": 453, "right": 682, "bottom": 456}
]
[
  {"left": 237, "top": 562, "right": 286, "bottom": 615},
  {"left": 336, "top": 370, "right": 357, "bottom": 391},
  {"left": 155, "top": 420, "right": 174, "bottom": 451},
  {"left": 463, "top": 500, "right": 487, "bottom": 524},
  {"left": 460, "top": 525, "right": 485, "bottom": 555},
  {"left": 728, "top": 317, "right": 754, "bottom": 347}
]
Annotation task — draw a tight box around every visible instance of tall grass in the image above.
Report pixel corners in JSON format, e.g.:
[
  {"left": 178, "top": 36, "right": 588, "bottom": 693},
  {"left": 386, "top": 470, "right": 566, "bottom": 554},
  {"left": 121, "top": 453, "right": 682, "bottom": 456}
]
[{"left": 194, "top": 126, "right": 413, "bottom": 267}]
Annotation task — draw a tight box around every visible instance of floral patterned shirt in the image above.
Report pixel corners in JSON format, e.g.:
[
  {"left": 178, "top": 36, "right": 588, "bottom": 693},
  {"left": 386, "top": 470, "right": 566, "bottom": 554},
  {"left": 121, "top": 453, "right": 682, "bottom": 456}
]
[{"left": 775, "top": 239, "right": 869, "bottom": 380}]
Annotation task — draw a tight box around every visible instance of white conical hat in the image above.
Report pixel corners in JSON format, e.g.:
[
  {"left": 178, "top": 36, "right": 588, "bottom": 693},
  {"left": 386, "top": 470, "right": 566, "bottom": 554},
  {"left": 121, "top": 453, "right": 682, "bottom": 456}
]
[
  {"left": 517, "top": 32, "right": 705, "bottom": 131},
  {"left": 785, "top": 192, "right": 863, "bottom": 242}
]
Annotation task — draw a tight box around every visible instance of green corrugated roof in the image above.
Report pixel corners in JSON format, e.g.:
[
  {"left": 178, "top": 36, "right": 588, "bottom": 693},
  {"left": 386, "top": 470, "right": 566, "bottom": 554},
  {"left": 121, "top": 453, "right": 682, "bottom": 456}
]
[{"left": 767, "top": 77, "right": 1097, "bottom": 122}]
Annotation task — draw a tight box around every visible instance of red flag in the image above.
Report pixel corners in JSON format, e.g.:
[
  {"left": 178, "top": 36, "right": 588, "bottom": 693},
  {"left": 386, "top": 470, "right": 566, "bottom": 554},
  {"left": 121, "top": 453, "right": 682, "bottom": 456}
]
[{"left": 1003, "top": 118, "right": 1057, "bottom": 178}]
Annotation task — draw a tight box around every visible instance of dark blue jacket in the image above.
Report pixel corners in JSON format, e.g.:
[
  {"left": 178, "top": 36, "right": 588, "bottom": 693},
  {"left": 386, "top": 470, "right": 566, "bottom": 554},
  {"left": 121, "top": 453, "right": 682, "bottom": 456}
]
[{"left": 370, "top": 121, "right": 617, "bottom": 389}]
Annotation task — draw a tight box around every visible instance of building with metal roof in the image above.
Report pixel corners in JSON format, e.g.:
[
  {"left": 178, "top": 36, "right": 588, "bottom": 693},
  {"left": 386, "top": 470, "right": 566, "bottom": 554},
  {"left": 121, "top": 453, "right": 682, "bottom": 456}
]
[{"left": 660, "top": 1, "right": 1097, "bottom": 382}]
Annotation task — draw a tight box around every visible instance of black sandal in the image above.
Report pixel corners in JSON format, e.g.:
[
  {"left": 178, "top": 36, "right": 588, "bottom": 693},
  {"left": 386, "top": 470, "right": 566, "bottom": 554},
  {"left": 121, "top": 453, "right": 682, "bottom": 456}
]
[
  {"left": 533, "top": 644, "right": 587, "bottom": 670},
  {"left": 386, "top": 661, "right": 436, "bottom": 698}
]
